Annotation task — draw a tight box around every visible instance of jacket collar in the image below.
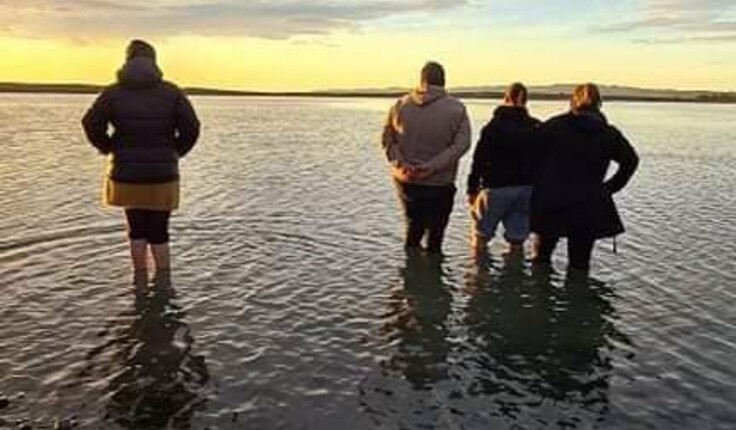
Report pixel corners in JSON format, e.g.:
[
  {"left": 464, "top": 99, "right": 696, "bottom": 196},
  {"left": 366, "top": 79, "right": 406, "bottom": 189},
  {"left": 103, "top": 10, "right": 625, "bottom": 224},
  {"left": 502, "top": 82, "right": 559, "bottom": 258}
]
[
  {"left": 568, "top": 108, "right": 608, "bottom": 133},
  {"left": 117, "top": 57, "right": 163, "bottom": 89},
  {"left": 410, "top": 85, "right": 446, "bottom": 106},
  {"left": 494, "top": 105, "right": 529, "bottom": 119}
]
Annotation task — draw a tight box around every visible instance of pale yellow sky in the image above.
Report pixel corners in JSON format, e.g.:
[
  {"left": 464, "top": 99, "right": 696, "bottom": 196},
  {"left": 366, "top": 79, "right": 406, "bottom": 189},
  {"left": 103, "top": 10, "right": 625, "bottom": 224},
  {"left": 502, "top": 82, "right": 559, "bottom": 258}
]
[{"left": 0, "top": 0, "right": 734, "bottom": 91}]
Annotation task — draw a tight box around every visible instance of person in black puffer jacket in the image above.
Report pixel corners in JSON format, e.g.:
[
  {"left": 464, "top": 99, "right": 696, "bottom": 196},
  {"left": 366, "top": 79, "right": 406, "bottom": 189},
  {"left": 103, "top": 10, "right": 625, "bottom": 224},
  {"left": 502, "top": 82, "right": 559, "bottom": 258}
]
[
  {"left": 82, "top": 40, "right": 200, "bottom": 286},
  {"left": 467, "top": 82, "right": 541, "bottom": 255},
  {"left": 531, "top": 83, "right": 639, "bottom": 273}
]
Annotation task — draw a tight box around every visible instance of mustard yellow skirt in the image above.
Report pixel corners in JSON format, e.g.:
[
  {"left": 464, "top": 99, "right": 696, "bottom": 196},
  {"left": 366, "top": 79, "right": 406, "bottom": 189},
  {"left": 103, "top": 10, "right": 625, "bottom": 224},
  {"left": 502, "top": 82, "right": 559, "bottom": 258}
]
[{"left": 104, "top": 178, "right": 179, "bottom": 211}]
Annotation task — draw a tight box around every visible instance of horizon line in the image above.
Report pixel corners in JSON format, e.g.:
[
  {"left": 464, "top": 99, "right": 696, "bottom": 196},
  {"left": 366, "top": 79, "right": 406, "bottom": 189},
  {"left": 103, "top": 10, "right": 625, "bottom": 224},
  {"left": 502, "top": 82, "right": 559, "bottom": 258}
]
[
  {"left": 0, "top": 80, "right": 735, "bottom": 95},
  {"left": 1, "top": 81, "right": 735, "bottom": 104}
]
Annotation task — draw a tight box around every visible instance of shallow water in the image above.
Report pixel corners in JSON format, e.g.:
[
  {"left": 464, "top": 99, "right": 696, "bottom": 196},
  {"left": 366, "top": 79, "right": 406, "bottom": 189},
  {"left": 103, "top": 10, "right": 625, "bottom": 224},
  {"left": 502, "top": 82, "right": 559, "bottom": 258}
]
[{"left": 0, "top": 94, "right": 734, "bottom": 429}]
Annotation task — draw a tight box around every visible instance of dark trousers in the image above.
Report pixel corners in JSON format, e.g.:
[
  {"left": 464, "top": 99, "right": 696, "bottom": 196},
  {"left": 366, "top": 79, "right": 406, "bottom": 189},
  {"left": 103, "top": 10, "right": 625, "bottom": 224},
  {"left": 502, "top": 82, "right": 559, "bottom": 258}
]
[
  {"left": 535, "top": 235, "right": 596, "bottom": 271},
  {"left": 395, "top": 181, "right": 456, "bottom": 254},
  {"left": 124, "top": 209, "right": 171, "bottom": 244}
]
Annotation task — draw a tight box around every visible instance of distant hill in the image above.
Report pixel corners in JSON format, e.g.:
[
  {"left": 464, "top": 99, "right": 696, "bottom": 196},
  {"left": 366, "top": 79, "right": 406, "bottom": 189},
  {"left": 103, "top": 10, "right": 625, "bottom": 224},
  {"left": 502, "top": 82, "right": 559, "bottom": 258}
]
[
  {"left": 0, "top": 83, "right": 103, "bottom": 94},
  {"left": 1, "top": 82, "right": 734, "bottom": 103},
  {"left": 449, "top": 84, "right": 736, "bottom": 103}
]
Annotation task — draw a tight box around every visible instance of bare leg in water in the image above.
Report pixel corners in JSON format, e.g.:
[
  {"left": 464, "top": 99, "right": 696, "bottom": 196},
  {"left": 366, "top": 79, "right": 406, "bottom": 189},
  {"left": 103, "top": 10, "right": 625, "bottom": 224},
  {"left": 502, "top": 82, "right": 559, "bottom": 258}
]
[
  {"left": 150, "top": 243, "right": 171, "bottom": 286},
  {"left": 130, "top": 239, "right": 149, "bottom": 289},
  {"left": 504, "top": 241, "right": 525, "bottom": 256},
  {"left": 126, "top": 209, "right": 172, "bottom": 287}
]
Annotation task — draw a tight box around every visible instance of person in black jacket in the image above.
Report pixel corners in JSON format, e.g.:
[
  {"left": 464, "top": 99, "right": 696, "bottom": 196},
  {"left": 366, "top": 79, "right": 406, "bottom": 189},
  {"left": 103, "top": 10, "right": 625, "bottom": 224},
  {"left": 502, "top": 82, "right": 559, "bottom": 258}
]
[
  {"left": 531, "top": 83, "right": 639, "bottom": 273},
  {"left": 82, "top": 40, "right": 200, "bottom": 286},
  {"left": 467, "top": 83, "right": 541, "bottom": 255}
]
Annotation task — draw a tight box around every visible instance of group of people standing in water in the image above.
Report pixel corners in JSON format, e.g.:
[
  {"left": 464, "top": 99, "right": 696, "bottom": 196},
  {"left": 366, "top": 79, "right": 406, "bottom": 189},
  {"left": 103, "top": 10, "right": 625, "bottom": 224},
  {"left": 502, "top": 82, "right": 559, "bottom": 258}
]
[
  {"left": 383, "top": 62, "right": 639, "bottom": 273},
  {"left": 82, "top": 40, "right": 639, "bottom": 286}
]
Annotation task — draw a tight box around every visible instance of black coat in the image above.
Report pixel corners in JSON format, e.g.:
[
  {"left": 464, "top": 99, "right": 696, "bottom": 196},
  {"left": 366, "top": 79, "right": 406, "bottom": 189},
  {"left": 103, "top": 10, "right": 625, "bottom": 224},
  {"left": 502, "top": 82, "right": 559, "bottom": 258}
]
[
  {"left": 531, "top": 110, "right": 639, "bottom": 239},
  {"left": 467, "top": 106, "right": 541, "bottom": 194},
  {"left": 82, "top": 57, "right": 200, "bottom": 184}
]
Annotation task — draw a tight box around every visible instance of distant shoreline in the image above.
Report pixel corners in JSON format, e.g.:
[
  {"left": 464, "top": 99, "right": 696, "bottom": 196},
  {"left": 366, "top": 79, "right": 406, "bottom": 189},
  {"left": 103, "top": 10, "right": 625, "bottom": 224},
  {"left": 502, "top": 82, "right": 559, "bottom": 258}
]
[{"left": 1, "top": 82, "right": 735, "bottom": 104}]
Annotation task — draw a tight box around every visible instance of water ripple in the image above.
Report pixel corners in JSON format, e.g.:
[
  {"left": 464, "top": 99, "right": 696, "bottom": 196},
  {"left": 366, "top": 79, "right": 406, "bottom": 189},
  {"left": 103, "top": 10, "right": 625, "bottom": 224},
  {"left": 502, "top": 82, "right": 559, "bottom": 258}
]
[{"left": 0, "top": 96, "right": 734, "bottom": 429}]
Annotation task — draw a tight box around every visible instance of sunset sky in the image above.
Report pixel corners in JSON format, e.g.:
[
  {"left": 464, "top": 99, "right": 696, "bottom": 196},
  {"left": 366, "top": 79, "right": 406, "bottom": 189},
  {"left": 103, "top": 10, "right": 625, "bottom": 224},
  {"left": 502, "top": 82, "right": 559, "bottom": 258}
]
[{"left": 0, "top": 0, "right": 734, "bottom": 91}]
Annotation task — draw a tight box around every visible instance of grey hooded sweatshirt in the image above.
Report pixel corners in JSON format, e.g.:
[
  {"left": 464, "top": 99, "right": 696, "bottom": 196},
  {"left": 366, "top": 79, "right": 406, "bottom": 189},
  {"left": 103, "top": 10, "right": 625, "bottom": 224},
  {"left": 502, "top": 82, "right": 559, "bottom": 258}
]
[{"left": 381, "top": 85, "right": 471, "bottom": 186}]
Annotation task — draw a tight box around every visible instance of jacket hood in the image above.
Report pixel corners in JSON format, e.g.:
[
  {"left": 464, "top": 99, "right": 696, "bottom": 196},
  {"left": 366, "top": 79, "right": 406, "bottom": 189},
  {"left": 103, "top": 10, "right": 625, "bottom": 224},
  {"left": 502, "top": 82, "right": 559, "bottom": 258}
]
[
  {"left": 409, "top": 85, "right": 446, "bottom": 106},
  {"left": 491, "top": 105, "right": 531, "bottom": 133},
  {"left": 568, "top": 108, "right": 608, "bottom": 134},
  {"left": 117, "top": 57, "right": 163, "bottom": 89},
  {"left": 494, "top": 105, "right": 529, "bottom": 120}
]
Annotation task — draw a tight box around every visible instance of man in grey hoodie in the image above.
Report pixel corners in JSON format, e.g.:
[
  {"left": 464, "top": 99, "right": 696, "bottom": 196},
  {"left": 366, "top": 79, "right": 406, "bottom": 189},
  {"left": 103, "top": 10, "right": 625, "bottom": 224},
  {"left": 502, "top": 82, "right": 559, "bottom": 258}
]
[{"left": 381, "top": 62, "right": 471, "bottom": 254}]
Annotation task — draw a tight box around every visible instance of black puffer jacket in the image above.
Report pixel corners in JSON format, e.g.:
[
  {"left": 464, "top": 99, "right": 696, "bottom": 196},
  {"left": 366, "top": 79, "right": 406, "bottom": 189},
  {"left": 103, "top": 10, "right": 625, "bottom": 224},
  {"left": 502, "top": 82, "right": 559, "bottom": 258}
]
[
  {"left": 82, "top": 57, "right": 200, "bottom": 184},
  {"left": 531, "top": 110, "right": 639, "bottom": 239},
  {"left": 467, "top": 106, "right": 540, "bottom": 195}
]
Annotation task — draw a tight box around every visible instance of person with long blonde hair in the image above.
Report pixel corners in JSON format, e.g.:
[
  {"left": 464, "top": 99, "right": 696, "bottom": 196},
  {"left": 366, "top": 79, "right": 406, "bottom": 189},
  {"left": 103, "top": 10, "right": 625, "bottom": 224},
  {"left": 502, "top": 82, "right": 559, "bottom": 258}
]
[{"left": 531, "top": 83, "right": 639, "bottom": 272}]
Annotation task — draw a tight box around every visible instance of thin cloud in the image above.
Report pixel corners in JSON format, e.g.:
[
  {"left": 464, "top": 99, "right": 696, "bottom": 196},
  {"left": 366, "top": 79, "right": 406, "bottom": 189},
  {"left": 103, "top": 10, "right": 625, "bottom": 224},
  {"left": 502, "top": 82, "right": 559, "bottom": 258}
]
[
  {"left": 634, "top": 34, "right": 736, "bottom": 44},
  {"left": 596, "top": 0, "right": 736, "bottom": 43},
  {"left": 0, "top": 0, "right": 468, "bottom": 39},
  {"left": 597, "top": 16, "right": 681, "bottom": 33}
]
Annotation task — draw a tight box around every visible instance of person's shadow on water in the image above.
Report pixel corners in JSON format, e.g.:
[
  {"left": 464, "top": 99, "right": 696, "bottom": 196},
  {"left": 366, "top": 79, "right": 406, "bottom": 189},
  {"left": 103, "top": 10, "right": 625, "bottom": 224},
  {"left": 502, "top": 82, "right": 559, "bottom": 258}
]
[
  {"left": 81, "top": 276, "right": 209, "bottom": 429},
  {"left": 463, "top": 252, "right": 633, "bottom": 427}
]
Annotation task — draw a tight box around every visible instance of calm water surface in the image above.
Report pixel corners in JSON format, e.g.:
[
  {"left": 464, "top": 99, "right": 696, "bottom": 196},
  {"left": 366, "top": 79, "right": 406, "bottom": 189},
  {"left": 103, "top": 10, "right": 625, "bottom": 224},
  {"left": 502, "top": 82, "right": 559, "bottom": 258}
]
[{"left": 0, "top": 95, "right": 734, "bottom": 429}]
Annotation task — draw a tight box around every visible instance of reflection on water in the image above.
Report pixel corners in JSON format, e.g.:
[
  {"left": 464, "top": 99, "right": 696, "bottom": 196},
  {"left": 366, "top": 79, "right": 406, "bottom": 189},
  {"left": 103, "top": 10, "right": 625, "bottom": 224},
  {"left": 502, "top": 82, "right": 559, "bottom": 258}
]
[
  {"left": 464, "top": 253, "right": 632, "bottom": 427},
  {"left": 362, "top": 251, "right": 633, "bottom": 428},
  {"left": 1, "top": 95, "right": 735, "bottom": 428},
  {"left": 381, "top": 251, "right": 452, "bottom": 391},
  {"left": 359, "top": 251, "right": 457, "bottom": 429},
  {"left": 83, "top": 278, "right": 209, "bottom": 429}
]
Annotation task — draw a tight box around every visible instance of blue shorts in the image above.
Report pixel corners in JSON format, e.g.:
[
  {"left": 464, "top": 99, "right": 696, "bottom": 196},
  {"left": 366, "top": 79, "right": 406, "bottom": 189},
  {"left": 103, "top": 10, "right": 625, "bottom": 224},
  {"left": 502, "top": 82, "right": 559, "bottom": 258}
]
[{"left": 471, "top": 186, "right": 532, "bottom": 244}]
